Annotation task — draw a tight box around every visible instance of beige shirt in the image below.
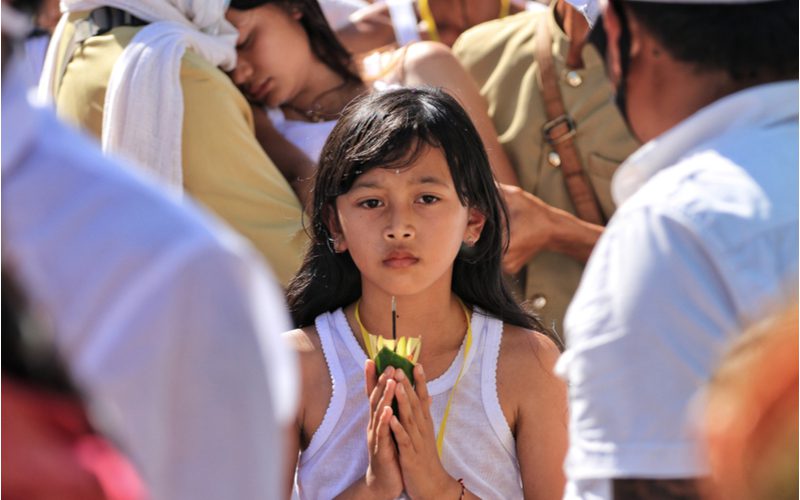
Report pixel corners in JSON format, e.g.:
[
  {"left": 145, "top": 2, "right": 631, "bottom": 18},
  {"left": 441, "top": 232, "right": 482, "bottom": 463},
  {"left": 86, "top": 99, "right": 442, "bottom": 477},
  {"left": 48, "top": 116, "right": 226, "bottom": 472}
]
[
  {"left": 453, "top": 5, "right": 639, "bottom": 333},
  {"left": 54, "top": 13, "right": 307, "bottom": 286}
]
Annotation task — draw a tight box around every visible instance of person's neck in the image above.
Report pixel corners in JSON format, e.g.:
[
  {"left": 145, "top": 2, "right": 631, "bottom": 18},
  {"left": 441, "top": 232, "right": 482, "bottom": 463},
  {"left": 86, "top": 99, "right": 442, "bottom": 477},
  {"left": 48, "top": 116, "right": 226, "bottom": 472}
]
[
  {"left": 635, "top": 59, "right": 760, "bottom": 142},
  {"left": 283, "top": 62, "right": 359, "bottom": 122},
  {"left": 554, "top": 0, "right": 590, "bottom": 69},
  {"left": 349, "top": 282, "right": 468, "bottom": 366}
]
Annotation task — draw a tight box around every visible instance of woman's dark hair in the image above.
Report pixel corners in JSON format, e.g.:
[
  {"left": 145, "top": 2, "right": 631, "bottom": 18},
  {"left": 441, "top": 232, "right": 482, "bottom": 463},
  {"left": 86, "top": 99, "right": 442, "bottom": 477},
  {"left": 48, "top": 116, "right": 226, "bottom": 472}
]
[
  {"left": 618, "top": 0, "right": 797, "bottom": 82},
  {"left": 287, "top": 87, "right": 545, "bottom": 335},
  {"left": 229, "top": 0, "right": 361, "bottom": 84}
]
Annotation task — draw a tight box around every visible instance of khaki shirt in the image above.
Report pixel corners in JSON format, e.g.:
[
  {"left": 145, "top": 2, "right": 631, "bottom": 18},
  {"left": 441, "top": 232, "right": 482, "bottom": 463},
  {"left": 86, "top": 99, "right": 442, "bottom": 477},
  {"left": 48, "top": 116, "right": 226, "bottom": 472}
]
[
  {"left": 453, "top": 5, "right": 639, "bottom": 333},
  {"left": 54, "top": 13, "right": 307, "bottom": 286}
]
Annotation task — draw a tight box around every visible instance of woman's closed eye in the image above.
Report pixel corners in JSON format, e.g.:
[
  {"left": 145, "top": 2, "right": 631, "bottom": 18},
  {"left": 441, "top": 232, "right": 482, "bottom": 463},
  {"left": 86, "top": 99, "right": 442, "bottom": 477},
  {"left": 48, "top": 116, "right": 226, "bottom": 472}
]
[{"left": 236, "top": 34, "right": 253, "bottom": 51}]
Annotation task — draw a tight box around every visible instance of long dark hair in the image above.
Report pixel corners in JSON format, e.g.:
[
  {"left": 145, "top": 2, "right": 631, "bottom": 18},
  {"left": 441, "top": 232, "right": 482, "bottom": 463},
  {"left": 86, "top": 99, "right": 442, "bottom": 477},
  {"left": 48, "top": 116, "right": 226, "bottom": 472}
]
[
  {"left": 287, "top": 87, "right": 543, "bottom": 334},
  {"left": 229, "top": 0, "right": 361, "bottom": 84}
]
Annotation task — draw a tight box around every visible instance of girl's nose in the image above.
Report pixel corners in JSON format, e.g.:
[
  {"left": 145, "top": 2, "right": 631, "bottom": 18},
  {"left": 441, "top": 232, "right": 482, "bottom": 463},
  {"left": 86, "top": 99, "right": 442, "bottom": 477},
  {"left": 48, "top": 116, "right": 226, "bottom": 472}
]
[
  {"left": 383, "top": 210, "right": 415, "bottom": 241},
  {"left": 231, "top": 61, "right": 253, "bottom": 86}
]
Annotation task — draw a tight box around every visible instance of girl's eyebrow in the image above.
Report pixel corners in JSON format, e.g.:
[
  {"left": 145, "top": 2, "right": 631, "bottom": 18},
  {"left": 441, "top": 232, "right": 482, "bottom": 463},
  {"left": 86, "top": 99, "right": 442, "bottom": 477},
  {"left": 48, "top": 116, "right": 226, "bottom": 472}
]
[
  {"left": 350, "top": 176, "right": 451, "bottom": 191},
  {"left": 350, "top": 180, "right": 382, "bottom": 191},
  {"left": 413, "top": 175, "right": 450, "bottom": 187}
]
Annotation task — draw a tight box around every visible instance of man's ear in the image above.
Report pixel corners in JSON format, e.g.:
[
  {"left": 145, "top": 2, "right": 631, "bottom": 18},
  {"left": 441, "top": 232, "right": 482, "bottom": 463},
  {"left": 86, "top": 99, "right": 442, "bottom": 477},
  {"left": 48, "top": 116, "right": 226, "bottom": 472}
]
[
  {"left": 602, "top": 4, "right": 624, "bottom": 87},
  {"left": 463, "top": 207, "right": 487, "bottom": 245},
  {"left": 604, "top": 2, "right": 645, "bottom": 76},
  {"left": 324, "top": 205, "right": 347, "bottom": 252}
]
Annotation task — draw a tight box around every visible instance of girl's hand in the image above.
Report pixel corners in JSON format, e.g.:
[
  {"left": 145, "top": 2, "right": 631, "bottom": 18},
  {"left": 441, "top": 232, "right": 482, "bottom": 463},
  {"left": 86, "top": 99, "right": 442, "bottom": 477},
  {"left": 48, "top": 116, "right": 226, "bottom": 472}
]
[
  {"left": 389, "top": 364, "right": 462, "bottom": 500},
  {"left": 364, "top": 361, "right": 404, "bottom": 499}
]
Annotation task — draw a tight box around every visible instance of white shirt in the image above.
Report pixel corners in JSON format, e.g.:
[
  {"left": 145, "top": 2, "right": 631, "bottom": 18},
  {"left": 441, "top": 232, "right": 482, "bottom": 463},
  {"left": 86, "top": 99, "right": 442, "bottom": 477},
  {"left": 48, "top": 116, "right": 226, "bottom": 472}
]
[
  {"left": 2, "top": 57, "right": 298, "bottom": 500},
  {"left": 556, "top": 81, "right": 799, "bottom": 497}
]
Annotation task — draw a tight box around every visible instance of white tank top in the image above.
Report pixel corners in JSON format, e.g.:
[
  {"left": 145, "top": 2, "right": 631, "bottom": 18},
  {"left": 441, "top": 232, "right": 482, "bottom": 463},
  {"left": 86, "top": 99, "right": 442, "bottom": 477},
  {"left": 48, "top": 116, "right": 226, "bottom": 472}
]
[{"left": 295, "top": 307, "right": 523, "bottom": 499}]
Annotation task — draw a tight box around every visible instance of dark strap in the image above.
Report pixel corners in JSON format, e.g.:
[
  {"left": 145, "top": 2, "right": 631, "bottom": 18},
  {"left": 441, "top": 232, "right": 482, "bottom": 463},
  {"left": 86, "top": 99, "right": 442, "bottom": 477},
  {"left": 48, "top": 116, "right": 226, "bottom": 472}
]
[
  {"left": 535, "top": 16, "right": 605, "bottom": 225},
  {"left": 86, "top": 7, "right": 148, "bottom": 37},
  {"left": 56, "top": 7, "right": 149, "bottom": 101}
]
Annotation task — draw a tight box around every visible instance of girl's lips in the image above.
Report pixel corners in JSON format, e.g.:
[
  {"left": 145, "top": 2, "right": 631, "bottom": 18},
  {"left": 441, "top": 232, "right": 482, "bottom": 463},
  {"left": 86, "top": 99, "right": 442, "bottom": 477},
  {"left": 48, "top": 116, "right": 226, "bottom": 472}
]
[
  {"left": 250, "top": 78, "right": 272, "bottom": 102},
  {"left": 383, "top": 257, "right": 419, "bottom": 268},
  {"left": 383, "top": 251, "right": 419, "bottom": 268}
]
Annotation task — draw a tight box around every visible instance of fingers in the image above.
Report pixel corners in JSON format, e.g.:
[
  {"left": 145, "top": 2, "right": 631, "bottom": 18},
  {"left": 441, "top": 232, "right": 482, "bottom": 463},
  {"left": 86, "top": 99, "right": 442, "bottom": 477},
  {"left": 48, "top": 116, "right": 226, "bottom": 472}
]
[
  {"left": 389, "top": 415, "right": 414, "bottom": 461},
  {"left": 372, "top": 382, "right": 397, "bottom": 457},
  {"left": 375, "top": 405, "right": 395, "bottom": 450},
  {"left": 413, "top": 364, "right": 431, "bottom": 412},
  {"left": 365, "top": 359, "right": 377, "bottom": 397},
  {"left": 368, "top": 366, "right": 395, "bottom": 431}
]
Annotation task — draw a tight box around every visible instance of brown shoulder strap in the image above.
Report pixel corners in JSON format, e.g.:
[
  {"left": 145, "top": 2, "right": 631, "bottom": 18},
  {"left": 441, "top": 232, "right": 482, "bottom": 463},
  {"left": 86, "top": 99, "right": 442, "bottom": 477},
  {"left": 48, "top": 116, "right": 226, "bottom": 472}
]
[{"left": 535, "top": 16, "right": 605, "bottom": 225}]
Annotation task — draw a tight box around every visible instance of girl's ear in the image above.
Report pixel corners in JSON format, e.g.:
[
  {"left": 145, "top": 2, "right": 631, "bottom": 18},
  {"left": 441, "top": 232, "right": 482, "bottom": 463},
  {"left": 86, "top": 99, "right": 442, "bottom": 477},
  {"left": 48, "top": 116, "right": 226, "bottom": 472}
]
[
  {"left": 291, "top": 8, "right": 303, "bottom": 21},
  {"left": 324, "top": 205, "right": 348, "bottom": 252},
  {"left": 463, "top": 207, "right": 487, "bottom": 246}
]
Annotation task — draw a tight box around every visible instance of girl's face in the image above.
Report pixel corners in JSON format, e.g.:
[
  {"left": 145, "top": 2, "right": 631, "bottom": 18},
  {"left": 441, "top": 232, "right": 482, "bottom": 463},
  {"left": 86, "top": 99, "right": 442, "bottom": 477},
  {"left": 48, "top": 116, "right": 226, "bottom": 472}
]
[
  {"left": 331, "top": 146, "right": 486, "bottom": 298},
  {"left": 226, "top": 5, "right": 314, "bottom": 106}
]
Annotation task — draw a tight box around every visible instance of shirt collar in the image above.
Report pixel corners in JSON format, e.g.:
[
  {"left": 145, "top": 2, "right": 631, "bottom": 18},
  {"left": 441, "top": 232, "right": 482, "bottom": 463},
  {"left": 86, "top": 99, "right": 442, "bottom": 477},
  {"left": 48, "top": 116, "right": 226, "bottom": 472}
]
[
  {"left": 2, "top": 52, "right": 44, "bottom": 176},
  {"left": 612, "top": 80, "right": 799, "bottom": 204}
]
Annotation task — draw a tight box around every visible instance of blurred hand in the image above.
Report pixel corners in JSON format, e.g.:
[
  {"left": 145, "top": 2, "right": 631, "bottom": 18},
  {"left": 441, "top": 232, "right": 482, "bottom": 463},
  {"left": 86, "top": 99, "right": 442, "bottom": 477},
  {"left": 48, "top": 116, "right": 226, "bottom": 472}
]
[
  {"left": 499, "top": 183, "right": 554, "bottom": 274},
  {"left": 2, "top": 379, "right": 105, "bottom": 500}
]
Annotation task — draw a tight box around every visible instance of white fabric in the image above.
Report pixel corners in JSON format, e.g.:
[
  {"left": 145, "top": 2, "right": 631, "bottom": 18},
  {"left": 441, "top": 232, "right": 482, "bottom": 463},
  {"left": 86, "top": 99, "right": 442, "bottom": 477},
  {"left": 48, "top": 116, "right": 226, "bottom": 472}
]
[
  {"left": 296, "top": 308, "right": 522, "bottom": 499},
  {"left": 3, "top": 56, "right": 298, "bottom": 500},
  {"left": 24, "top": 34, "right": 52, "bottom": 82},
  {"left": 319, "top": 0, "right": 369, "bottom": 30},
  {"left": 39, "top": 0, "right": 238, "bottom": 190},
  {"left": 386, "top": 0, "right": 420, "bottom": 46},
  {"left": 564, "top": 0, "right": 599, "bottom": 25},
  {"left": 556, "top": 81, "right": 799, "bottom": 497},
  {"left": 267, "top": 107, "right": 339, "bottom": 164},
  {"left": 267, "top": 80, "right": 398, "bottom": 163}
]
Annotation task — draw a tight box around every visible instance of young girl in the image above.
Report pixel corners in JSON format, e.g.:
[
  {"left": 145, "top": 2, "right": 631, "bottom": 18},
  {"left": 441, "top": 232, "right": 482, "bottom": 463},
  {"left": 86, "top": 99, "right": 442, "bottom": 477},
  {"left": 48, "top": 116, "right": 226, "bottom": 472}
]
[
  {"left": 225, "top": 0, "right": 520, "bottom": 207},
  {"left": 284, "top": 87, "right": 567, "bottom": 499}
]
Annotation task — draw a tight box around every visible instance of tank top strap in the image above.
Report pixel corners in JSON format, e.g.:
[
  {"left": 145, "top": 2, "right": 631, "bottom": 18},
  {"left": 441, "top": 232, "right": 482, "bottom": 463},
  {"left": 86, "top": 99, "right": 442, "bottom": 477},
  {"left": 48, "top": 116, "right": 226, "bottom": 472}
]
[
  {"left": 477, "top": 313, "right": 516, "bottom": 457},
  {"left": 302, "top": 310, "right": 351, "bottom": 463}
]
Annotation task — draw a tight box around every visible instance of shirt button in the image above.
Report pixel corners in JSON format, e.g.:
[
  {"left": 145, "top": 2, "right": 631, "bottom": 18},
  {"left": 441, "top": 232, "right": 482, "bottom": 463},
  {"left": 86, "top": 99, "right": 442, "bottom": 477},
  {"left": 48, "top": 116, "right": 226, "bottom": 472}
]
[
  {"left": 547, "top": 151, "right": 561, "bottom": 167},
  {"left": 531, "top": 293, "right": 548, "bottom": 310},
  {"left": 565, "top": 70, "right": 583, "bottom": 87}
]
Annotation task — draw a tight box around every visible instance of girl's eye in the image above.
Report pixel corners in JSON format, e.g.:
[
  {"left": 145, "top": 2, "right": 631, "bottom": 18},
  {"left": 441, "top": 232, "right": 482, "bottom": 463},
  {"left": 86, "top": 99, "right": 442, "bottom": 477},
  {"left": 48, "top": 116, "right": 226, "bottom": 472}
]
[
  {"left": 358, "top": 199, "right": 383, "bottom": 209},
  {"left": 418, "top": 194, "right": 440, "bottom": 205},
  {"left": 237, "top": 35, "right": 253, "bottom": 50}
]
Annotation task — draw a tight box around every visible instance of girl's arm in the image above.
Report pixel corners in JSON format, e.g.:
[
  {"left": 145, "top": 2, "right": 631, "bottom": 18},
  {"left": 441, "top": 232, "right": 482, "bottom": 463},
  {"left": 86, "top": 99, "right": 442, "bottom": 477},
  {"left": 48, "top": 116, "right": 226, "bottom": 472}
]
[
  {"left": 499, "top": 326, "right": 568, "bottom": 499},
  {"left": 399, "top": 41, "right": 521, "bottom": 187},
  {"left": 283, "top": 327, "right": 342, "bottom": 499}
]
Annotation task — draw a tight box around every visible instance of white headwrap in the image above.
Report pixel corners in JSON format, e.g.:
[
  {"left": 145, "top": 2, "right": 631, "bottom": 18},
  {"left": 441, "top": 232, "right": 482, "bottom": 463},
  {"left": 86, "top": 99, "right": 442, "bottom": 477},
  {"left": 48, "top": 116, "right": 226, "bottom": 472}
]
[{"left": 39, "top": 0, "right": 238, "bottom": 190}]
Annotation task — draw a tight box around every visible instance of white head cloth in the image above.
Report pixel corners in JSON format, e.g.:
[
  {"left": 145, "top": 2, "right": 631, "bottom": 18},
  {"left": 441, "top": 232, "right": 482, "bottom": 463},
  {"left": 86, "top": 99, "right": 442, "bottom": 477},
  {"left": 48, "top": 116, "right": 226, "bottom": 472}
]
[{"left": 39, "top": 0, "right": 238, "bottom": 190}]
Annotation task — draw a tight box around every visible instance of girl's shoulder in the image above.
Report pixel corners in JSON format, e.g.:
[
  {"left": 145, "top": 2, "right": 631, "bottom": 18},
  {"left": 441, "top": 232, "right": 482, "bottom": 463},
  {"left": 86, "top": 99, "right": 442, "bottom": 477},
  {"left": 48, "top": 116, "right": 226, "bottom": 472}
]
[
  {"left": 494, "top": 323, "right": 566, "bottom": 441},
  {"left": 358, "top": 40, "right": 460, "bottom": 87},
  {"left": 497, "top": 324, "right": 562, "bottom": 392},
  {"left": 499, "top": 324, "right": 560, "bottom": 358},
  {"left": 284, "top": 325, "right": 329, "bottom": 383}
]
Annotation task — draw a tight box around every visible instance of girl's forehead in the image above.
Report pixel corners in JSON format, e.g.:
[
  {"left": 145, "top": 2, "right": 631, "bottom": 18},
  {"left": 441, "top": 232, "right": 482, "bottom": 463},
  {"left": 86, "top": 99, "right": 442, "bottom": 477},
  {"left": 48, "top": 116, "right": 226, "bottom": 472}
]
[{"left": 348, "top": 147, "right": 454, "bottom": 187}]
